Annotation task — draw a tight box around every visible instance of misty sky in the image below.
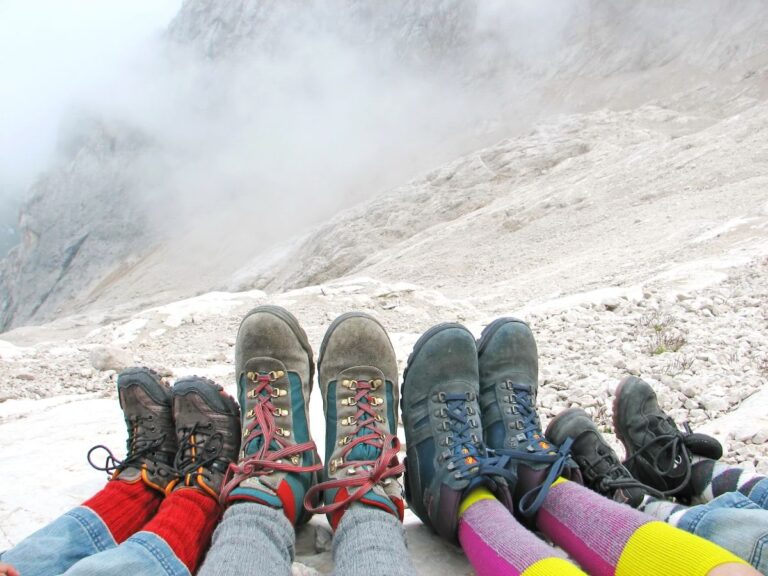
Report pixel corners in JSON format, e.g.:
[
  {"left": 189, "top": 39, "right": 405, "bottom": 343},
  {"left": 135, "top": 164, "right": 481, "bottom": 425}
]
[{"left": 0, "top": 0, "right": 181, "bottom": 215}]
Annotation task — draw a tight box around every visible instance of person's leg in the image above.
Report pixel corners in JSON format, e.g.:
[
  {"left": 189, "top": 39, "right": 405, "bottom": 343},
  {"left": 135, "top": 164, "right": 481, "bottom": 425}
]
[
  {"left": 537, "top": 478, "right": 752, "bottom": 576},
  {"left": 199, "top": 503, "right": 295, "bottom": 576},
  {"left": 0, "top": 368, "right": 175, "bottom": 576},
  {"left": 333, "top": 504, "right": 413, "bottom": 576},
  {"left": 62, "top": 375, "right": 240, "bottom": 576},
  {"left": 689, "top": 457, "right": 768, "bottom": 508},
  {"left": 202, "top": 306, "right": 322, "bottom": 576},
  {"left": 307, "top": 312, "right": 413, "bottom": 575},
  {"left": 458, "top": 488, "right": 584, "bottom": 576},
  {"left": 642, "top": 492, "right": 768, "bottom": 573},
  {"left": 546, "top": 405, "right": 768, "bottom": 573}
]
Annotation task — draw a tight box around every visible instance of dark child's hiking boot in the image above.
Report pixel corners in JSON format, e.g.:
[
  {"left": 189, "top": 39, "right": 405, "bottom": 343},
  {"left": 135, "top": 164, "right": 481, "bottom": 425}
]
[
  {"left": 305, "top": 312, "right": 405, "bottom": 529},
  {"left": 546, "top": 408, "right": 647, "bottom": 507},
  {"left": 219, "top": 306, "right": 322, "bottom": 525},
  {"left": 88, "top": 367, "right": 178, "bottom": 493},
  {"left": 167, "top": 376, "right": 241, "bottom": 499},
  {"left": 613, "top": 376, "right": 723, "bottom": 499},
  {"left": 402, "top": 323, "right": 514, "bottom": 543},
  {"left": 477, "top": 317, "right": 580, "bottom": 520}
]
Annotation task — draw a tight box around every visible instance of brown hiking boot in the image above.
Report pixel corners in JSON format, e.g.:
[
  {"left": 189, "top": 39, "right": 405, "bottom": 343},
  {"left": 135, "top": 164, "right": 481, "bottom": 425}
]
[
  {"left": 89, "top": 367, "right": 178, "bottom": 493},
  {"left": 167, "top": 376, "right": 241, "bottom": 498}
]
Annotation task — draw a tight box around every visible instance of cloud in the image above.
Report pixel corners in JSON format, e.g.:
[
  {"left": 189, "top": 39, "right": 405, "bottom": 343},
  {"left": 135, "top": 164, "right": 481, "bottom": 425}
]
[{"left": 0, "top": 0, "right": 180, "bottom": 206}]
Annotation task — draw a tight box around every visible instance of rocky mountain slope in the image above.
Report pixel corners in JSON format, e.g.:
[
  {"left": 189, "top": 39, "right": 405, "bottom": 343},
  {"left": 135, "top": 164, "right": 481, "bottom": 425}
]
[
  {"left": 1, "top": 3, "right": 768, "bottom": 571},
  {"left": 2, "top": 0, "right": 767, "bottom": 331}
]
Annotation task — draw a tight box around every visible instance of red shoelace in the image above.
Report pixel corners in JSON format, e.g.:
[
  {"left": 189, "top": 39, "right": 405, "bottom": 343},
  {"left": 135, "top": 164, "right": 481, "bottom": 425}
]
[
  {"left": 304, "top": 378, "right": 404, "bottom": 515},
  {"left": 220, "top": 371, "right": 321, "bottom": 503}
]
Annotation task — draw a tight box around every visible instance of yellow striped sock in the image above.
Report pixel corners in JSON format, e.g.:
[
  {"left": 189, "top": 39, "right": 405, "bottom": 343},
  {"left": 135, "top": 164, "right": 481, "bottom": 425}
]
[
  {"left": 616, "top": 521, "right": 747, "bottom": 576},
  {"left": 458, "top": 487, "right": 497, "bottom": 518},
  {"left": 521, "top": 557, "right": 587, "bottom": 576}
]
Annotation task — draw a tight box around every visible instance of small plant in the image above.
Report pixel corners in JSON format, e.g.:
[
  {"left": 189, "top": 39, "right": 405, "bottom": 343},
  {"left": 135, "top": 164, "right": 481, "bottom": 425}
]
[
  {"left": 759, "top": 354, "right": 768, "bottom": 377},
  {"left": 664, "top": 353, "right": 695, "bottom": 376},
  {"left": 639, "top": 310, "right": 687, "bottom": 355}
]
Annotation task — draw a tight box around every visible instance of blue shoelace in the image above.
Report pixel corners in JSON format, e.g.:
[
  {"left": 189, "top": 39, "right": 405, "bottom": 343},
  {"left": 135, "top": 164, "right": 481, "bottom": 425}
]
[{"left": 496, "top": 382, "right": 574, "bottom": 518}]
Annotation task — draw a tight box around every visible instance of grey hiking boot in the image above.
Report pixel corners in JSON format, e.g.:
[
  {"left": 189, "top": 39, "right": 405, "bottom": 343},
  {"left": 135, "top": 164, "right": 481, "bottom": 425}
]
[
  {"left": 546, "top": 408, "right": 647, "bottom": 507},
  {"left": 219, "top": 306, "right": 321, "bottom": 525},
  {"left": 168, "top": 376, "right": 241, "bottom": 498},
  {"left": 88, "top": 367, "right": 178, "bottom": 493},
  {"left": 477, "top": 317, "right": 580, "bottom": 520},
  {"left": 613, "top": 376, "right": 722, "bottom": 499},
  {"left": 402, "top": 323, "right": 514, "bottom": 543},
  {"left": 305, "top": 312, "right": 404, "bottom": 529}
]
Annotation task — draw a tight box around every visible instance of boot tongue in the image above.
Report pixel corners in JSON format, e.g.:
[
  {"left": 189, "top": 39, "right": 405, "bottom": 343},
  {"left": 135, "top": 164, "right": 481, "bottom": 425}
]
[
  {"left": 337, "top": 366, "right": 386, "bottom": 464},
  {"left": 241, "top": 356, "right": 290, "bottom": 456}
]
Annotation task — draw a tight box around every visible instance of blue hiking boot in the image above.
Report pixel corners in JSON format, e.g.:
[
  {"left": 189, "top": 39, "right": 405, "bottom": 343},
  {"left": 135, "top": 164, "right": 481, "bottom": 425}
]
[
  {"left": 478, "top": 317, "right": 580, "bottom": 520},
  {"left": 402, "top": 323, "right": 514, "bottom": 543},
  {"left": 305, "top": 312, "right": 405, "bottom": 529},
  {"left": 220, "top": 306, "right": 322, "bottom": 525}
]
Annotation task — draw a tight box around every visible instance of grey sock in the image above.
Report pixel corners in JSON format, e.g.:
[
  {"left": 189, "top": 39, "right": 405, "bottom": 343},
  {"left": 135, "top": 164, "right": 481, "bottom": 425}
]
[
  {"left": 198, "top": 502, "right": 295, "bottom": 576},
  {"left": 333, "top": 504, "right": 415, "bottom": 576}
]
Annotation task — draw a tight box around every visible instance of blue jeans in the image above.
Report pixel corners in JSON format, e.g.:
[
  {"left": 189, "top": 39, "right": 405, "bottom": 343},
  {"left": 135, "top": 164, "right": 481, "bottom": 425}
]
[
  {"left": 677, "top": 492, "right": 768, "bottom": 573},
  {"left": 0, "top": 506, "right": 189, "bottom": 576}
]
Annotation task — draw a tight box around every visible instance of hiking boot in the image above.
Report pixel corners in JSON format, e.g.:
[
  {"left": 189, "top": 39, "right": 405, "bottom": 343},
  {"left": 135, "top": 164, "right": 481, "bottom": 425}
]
[
  {"left": 402, "top": 323, "right": 514, "bottom": 543},
  {"left": 88, "top": 367, "right": 178, "bottom": 493},
  {"left": 477, "top": 317, "right": 580, "bottom": 519},
  {"left": 613, "top": 376, "right": 722, "bottom": 499},
  {"left": 167, "top": 376, "right": 241, "bottom": 498},
  {"left": 219, "top": 306, "right": 321, "bottom": 525},
  {"left": 546, "top": 408, "right": 647, "bottom": 507},
  {"left": 305, "top": 312, "right": 405, "bottom": 529}
]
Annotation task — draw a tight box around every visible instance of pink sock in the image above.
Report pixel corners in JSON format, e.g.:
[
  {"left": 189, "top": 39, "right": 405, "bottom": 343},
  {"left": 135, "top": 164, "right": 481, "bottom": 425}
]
[
  {"left": 537, "top": 480, "right": 649, "bottom": 575},
  {"left": 458, "top": 494, "right": 576, "bottom": 576}
]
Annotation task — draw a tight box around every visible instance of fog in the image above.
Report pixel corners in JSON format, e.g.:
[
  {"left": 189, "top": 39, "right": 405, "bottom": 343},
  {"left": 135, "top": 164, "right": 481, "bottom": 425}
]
[
  {"left": 0, "top": 0, "right": 181, "bottom": 213},
  {"left": 3, "top": 0, "right": 765, "bottom": 294},
  {"left": 0, "top": 1, "right": 587, "bottom": 260}
]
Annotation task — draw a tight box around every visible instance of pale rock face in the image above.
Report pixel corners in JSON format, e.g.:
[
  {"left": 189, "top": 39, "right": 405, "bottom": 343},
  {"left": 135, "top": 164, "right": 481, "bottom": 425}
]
[
  {"left": 2, "top": 3, "right": 768, "bottom": 574},
  {"left": 3, "top": 1, "right": 768, "bottom": 331}
]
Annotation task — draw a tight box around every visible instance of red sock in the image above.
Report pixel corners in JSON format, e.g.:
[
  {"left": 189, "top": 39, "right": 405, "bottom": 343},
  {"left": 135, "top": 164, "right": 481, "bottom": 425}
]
[
  {"left": 141, "top": 488, "right": 222, "bottom": 573},
  {"left": 83, "top": 480, "right": 162, "bottom": 544}
]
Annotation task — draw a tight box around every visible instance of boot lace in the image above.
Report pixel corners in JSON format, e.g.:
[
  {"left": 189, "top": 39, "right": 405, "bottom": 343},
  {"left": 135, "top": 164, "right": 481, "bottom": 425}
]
[
  {"left": 572, "top": 429, "right": 664, "bottom": 499},
  {"left": 304, "top": 378, "right": 404, "bottom": 515},
  {"left": 174, "top": 421, "right": 226, "bottom": 486},
  {"left": 220, "top": 371, "right": 321, "bottom": 503},
  {"left": 436, "top": 391, "right": 514, "bottom": 483},
  {"left": 624, "top": 418, "right": 693, "bottom": 496},
  {"left": 87, "top": 414, "right": 174, "bottom": 479},
  {"left": 496, "top": 381, "right": 574, "bottom": 518}
]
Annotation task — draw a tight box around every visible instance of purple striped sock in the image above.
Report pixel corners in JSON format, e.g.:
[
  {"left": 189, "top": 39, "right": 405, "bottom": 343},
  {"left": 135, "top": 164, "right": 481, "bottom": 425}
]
[
  {"left": 458, "top": 497, "right": 568, "bottom": 576},
  {"left": 537, "top": 480, "right": 650, "bottom": 576}
]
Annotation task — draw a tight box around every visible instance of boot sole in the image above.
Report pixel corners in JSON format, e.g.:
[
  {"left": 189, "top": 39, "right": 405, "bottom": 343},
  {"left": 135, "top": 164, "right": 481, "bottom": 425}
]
[
  {"left": 544, "top": 406, "right": 588, "bottom": 444},
  {"left": 612, "top": 375, "right": 636, "bottom": 458},
  {"left": 402, "top": 322, "right": 472, "bottom": 387},
  {"left": 173, "top": 376, "right": 240, "bottom": 417},
  {"left": 317, "top": 311, "right": 393, "bottom": 370},
  {"left": 238, "top": 305, "right": 315, "bottom": 385},
  {"left": 476, "top": 316, "right": 529, "bottom": 358},
  {"left": 117, "top": 367, "right": 170, "bottom": 408}
]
